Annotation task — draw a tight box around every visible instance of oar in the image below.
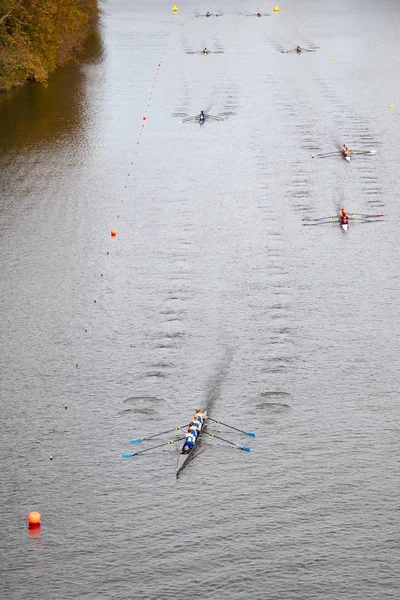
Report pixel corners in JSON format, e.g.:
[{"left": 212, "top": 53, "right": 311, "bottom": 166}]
[
  {"left": 302, "top": 216, "right": 337, "bottom": 222},
  {"left": 311, "top": 152, "right": 339, "bottom": 158},
  {"left": 350, "top": 212, "right": 383, "bottom": 218},
  {"left": 207, "top": 417, "right": 255, "bottom": 437},
  {"left": 203, "top": 431, "right": 251, "bottom": 452},
  {"left": 122, "top": 438, "right": 179, "bottom": 459},
  {"left": 302, "top": 222, "right": 334, "bottom": 226},
  {"left": 181, "top": 116, "right": 196, "bottom": 122},
  {"left": 350, "top": 149, "right": 377, "bottom": 155},
  {"left": 129, "top": 424, "right": 189, "bottom": 444}
]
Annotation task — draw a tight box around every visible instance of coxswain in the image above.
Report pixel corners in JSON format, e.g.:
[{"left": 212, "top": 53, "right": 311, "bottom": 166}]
[
  {"left": 296, "top": 45, "right": 302, "bottom": 53},
  {"left": 182, "top": 432, "right": 196, "bottom": 454}
]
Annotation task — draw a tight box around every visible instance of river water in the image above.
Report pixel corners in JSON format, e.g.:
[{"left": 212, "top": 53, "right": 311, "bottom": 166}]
[{"left": 1, "top": 0, "right": 399, "bottom": 598}]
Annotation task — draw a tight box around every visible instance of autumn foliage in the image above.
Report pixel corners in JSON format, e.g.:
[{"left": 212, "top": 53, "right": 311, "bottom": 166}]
[{"left": 0, "top": 0, "right": 99, "bottom": 91}]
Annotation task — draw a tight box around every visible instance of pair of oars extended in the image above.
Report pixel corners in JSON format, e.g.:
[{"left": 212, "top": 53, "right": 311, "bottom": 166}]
[
  {"left": 181, "top": 115, "right": 224, "bottom": 123},
  {"left": 302, "top": 213, "right": 383, "bottom": 225},
  {"left": 122, "top": 417, "right": 255, "bottom": 458},
  {"left": 312, "top": 149, "right": 377, "bottom": 158}
]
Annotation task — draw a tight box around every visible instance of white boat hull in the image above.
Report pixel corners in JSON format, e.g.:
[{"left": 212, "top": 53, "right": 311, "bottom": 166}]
[{"left": 341, "top": 223, "right": 348, "bottom": 232}]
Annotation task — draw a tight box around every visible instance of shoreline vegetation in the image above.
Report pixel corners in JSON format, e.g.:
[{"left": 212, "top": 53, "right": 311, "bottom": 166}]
[{"left": 0, "top": 0, "right": 99, "bottom": 93}]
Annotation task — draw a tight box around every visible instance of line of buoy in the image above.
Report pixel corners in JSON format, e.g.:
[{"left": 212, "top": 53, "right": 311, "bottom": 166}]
[{"left": 28, "top": 8, "right": 179, "bottom": 535}]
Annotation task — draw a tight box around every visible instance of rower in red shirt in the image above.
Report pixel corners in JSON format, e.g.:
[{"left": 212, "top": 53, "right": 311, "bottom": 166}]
[{"left": 340, "top": 207, "right": 349, "bottom": 225}]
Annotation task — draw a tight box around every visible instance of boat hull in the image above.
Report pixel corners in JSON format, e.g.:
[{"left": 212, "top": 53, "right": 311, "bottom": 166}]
[
  {"left": 341, "top": 223, "right": 348, "bottom": 232},
  {"left": 176, "top": 410, "right": 207, "bottom": 478}
]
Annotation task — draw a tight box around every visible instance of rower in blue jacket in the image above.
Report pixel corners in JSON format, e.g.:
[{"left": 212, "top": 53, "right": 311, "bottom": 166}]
[{"left": 182, "top": 432, "right": 196, "bottom": 453}]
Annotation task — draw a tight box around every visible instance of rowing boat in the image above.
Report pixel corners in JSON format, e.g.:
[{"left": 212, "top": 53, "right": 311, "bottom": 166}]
[
  {"left": 342, "top": 151, "right": 351, "bottom": 162},
  {"left": 339, "top": 211, "right": 349, "bottom": 231},
  {"left": 176, "top": 410, "right": 207, "bottom": 478}
]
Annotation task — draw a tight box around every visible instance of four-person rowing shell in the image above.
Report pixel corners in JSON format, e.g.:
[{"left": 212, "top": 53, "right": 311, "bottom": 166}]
[{"left": 181, "top": 408, "right": 206, "bottom": 453}]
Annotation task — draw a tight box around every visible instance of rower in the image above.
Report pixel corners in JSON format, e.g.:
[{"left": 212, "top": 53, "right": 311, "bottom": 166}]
[
  {"left": 188, "top": 423, "right": 199, "bottom": 437},
  {"left": 199, "top": 110, "right": 205, "bottom": 122},
  {"left": 205, "top": 11, "right": 211, "bottom": 17},
  {"left": 340, "top": 207, "right": 349, "bottom": 224},
  {"left": 342, "top": 144, "right": 349, "bottom": 156},
  {"left": 296, "top": 45, "right": 302, "bottom": 53},
  {"left": 203, "top": 47, "right": 209, "bottom": 55},
  {"left": 188, "top": 409, "right": 201, "bottom": 428},
  {"left": 256, "top": 12, "right": 261, "bottom": 17},
  {"left": 194, "top": 408, "right": 205, "bottom": 423}
]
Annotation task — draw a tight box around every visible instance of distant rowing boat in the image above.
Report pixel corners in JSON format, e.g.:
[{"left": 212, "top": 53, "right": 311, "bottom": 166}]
[
  {"left": 122, "top": 412, "right": 254, "bottom": 476},
  {"left": 312, "top": 149, "right": 377, "bottom": 160},
  {"left": 302, "top": 210, "right": 383, "bottom": 230},
  {"left": 176, "top": 410, "right": 207, "bottom": 478}
]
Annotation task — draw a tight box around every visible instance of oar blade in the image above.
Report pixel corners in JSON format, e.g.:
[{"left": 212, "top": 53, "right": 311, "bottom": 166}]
[
  {"left": 240, "top": 446, "right": 251, "bottom": 452},
  {"left": 129, "top": 438, "right": 143, "bottom": 444},
  {"left": 122, "top": 452, "right": 135, "bottom": 459},
  {"left": 246, "top": 432, "right": 256, "bottom": 438}
]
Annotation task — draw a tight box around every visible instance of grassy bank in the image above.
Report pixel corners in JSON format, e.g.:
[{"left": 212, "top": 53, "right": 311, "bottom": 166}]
[{"left": 0, "top": 0, "right": 99, "bottom": 92}]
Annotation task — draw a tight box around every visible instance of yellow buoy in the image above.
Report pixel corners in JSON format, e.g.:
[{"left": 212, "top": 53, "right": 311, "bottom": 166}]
[
  {"left": 332, "top": 56, "right": 336, "bottom": 61},
  {"left": 390, "top": 104, "right": 394, "bottom": 110},
  {"left": 273, "top": 5, "right": 280, "bottom": 12},
  {"left": 172, "top": 4, "right": 178, "bottom": 12}
]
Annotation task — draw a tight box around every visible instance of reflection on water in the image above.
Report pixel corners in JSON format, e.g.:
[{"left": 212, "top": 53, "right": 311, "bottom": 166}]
[{"left": 0, "top": 29, "right": 104, "bottom": 154}]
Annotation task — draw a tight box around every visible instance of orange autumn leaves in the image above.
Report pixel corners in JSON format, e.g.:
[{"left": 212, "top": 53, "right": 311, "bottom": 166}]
[{"left": 0, "top": 0, "right": 99, "bottom": 91}]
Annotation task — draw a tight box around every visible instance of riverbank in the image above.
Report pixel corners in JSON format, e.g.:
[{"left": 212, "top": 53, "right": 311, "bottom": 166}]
[{"left": 0, "top": 0, "right": 99, "bottom": 93}]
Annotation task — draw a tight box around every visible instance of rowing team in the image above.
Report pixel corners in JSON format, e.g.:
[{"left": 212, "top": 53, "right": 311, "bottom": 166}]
[
  {"left": 181, "top": 409, "right": 207, "bottom": 453},
  {"left": 340, "top": 207, "right": 349, "bottom": 225}
]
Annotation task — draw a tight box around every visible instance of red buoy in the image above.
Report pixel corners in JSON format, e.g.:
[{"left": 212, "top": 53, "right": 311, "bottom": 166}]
[{"left": 27, "top": 511, "right": 41, "bottom": 527}]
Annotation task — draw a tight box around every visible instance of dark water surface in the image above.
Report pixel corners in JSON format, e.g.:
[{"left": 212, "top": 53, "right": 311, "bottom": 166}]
[{"left": 1, "top": 0, "right": 399, "bottom": 598}]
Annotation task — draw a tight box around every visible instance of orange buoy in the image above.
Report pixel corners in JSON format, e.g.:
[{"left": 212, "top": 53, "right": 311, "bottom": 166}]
[
  {"left": 110, "top": 229, "right": 117, "bottom": 237},
  {"left": 28, "top": 511, "right": 41, "bottom": 526}
]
